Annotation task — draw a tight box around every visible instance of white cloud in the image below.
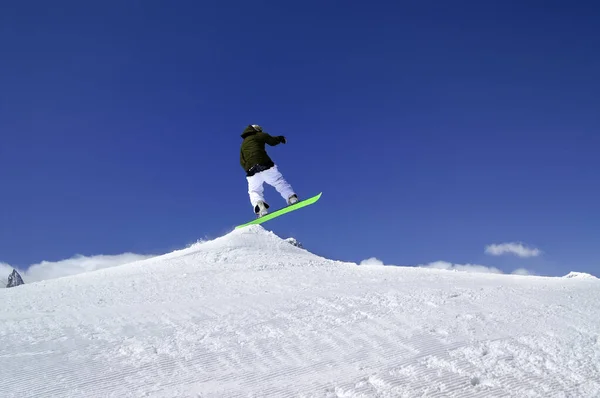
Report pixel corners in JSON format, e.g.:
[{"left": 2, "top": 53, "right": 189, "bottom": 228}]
[
  {"left": 357, "top": 257, "right": 536, "bottom": 276},
  {"left": 512, "top": 268, "right": 535, "bottom": 276},
  {"left": 419, "top": 261, "right": 536, "bottom": 276},
  {"left": 0, "top": 253, "right": 154, "bottom": 285},
  {"left": 419, "top": 260, "right": 503, "bottom": 274},
  {"left": 0, "top": 263, "right": 15, "bottom": 287},
  {"left": 485, "top": 242, "right": 541, "bottom": 258},
  {"left": 360, "top": 257, "right": 385, "bottom": 266}
]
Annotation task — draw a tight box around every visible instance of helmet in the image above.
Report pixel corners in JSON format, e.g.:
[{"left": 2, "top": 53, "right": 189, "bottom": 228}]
[{"left": 241, "top": 124, "right": 263, "bottom": 138}]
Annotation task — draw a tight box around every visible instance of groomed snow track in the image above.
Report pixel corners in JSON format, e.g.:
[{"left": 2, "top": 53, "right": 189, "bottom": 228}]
[{"left": 1, "top": 226, "right": 599, "bottom": 397}]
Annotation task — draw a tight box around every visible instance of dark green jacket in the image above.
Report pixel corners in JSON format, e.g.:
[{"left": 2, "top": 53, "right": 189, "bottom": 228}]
[{"left": 240, "top": 126, "right": 284, "bottom": 174}]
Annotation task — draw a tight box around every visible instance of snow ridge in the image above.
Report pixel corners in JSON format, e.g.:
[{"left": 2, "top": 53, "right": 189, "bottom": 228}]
[
  {"left": 1, "top": 225, "right": 599, "bottom": 397},
  {"left": 563, "top": 271, "right": 598, "bottom": 279}
]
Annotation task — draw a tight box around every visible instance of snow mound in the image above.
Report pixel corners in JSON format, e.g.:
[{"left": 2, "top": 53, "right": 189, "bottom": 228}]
[
  {"left": 1, "top": 225, "right": 600, "bottom": 397},
  {"left": 563, "top": 271, "right": 598, "bottom": 279},
  {"left": 154, "top": 224, "right": 331, "bottom": 269},
  {"left": 37, "top": 225, "right": 331, "bottom": 284}
]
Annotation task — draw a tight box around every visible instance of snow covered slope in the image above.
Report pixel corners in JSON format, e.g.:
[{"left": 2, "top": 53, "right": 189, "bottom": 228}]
[{"left": 1, "top": 226, "right": 599, "bottom": 397}]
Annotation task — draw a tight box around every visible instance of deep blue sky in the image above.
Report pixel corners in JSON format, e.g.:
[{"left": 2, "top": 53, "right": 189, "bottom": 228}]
[{"left": 1, "top": 1, "right": 599, "bottom": 276}]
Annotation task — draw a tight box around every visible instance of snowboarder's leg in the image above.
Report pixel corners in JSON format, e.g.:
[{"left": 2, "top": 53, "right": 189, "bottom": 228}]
[
  {"left": 247, "top": 174, "right": 269, "bottom": 215},
  {"left": 262, "top": 165, "right": 298, "bottom": 205}
]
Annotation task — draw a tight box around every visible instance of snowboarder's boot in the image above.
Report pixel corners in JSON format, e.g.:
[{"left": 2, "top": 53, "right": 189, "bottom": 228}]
[
  {"left": 254, "top": 201, "right": 269, "bottom": 218},
  {"left": 288, "top": 194, "right": 299, "bottom": 205}
]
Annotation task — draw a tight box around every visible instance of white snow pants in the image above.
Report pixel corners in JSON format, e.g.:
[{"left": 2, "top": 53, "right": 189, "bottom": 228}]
[{"left": 246, "top": 165, "right": 295, "bottom": 208}]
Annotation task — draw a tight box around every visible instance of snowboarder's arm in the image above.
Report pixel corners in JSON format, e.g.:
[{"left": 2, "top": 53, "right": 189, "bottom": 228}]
[{"left": 259, "top": 132, "right": 286, "bottom": 146}]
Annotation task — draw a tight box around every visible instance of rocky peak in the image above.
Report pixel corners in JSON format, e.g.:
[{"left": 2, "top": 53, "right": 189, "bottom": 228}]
[
  {"left": 285, "top": 237, "right": 304, "bottom": 249},
  {"left": 6, "top": 269, "right": 25, "bottom": 288}
]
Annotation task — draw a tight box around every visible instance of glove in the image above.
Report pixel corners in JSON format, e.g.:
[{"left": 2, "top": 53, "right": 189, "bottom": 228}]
[{"left": 278, "top": 136, "right": 287, "bottom": 144}]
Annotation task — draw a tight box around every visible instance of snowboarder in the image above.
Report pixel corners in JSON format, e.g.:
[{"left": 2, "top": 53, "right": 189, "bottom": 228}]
[{"left": 240, "top": 124, "right": 299, "bottom": 217}]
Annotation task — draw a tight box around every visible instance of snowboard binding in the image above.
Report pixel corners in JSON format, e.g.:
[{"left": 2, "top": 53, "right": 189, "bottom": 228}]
[{"left": 254, "top": 201, "right": 270, "bottom": 218}]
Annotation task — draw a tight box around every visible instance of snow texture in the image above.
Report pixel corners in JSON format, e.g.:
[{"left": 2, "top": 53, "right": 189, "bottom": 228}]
[{"left": 1, "top": 226, "right": 599, "bottom": 397}]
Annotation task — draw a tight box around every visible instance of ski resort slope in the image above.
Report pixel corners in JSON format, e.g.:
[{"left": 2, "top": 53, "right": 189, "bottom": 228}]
[{"left": 1, "top": 226, "right": 599, "bottom": 398}]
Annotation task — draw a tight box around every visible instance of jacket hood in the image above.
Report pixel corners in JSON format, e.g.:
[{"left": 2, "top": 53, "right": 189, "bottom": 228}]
[{"left": 241, "top": 125, "right": 258, "bottom": 139}]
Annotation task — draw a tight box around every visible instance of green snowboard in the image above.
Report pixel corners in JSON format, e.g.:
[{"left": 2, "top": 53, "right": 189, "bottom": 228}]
[{"left": 235, "top": 192, "right": 322, "bottom": 229}]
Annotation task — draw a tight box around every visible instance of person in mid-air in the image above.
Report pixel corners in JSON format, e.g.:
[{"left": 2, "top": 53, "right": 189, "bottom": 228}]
[{"left": 240, "top": 124, "right": 299, "bottom": 217}]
